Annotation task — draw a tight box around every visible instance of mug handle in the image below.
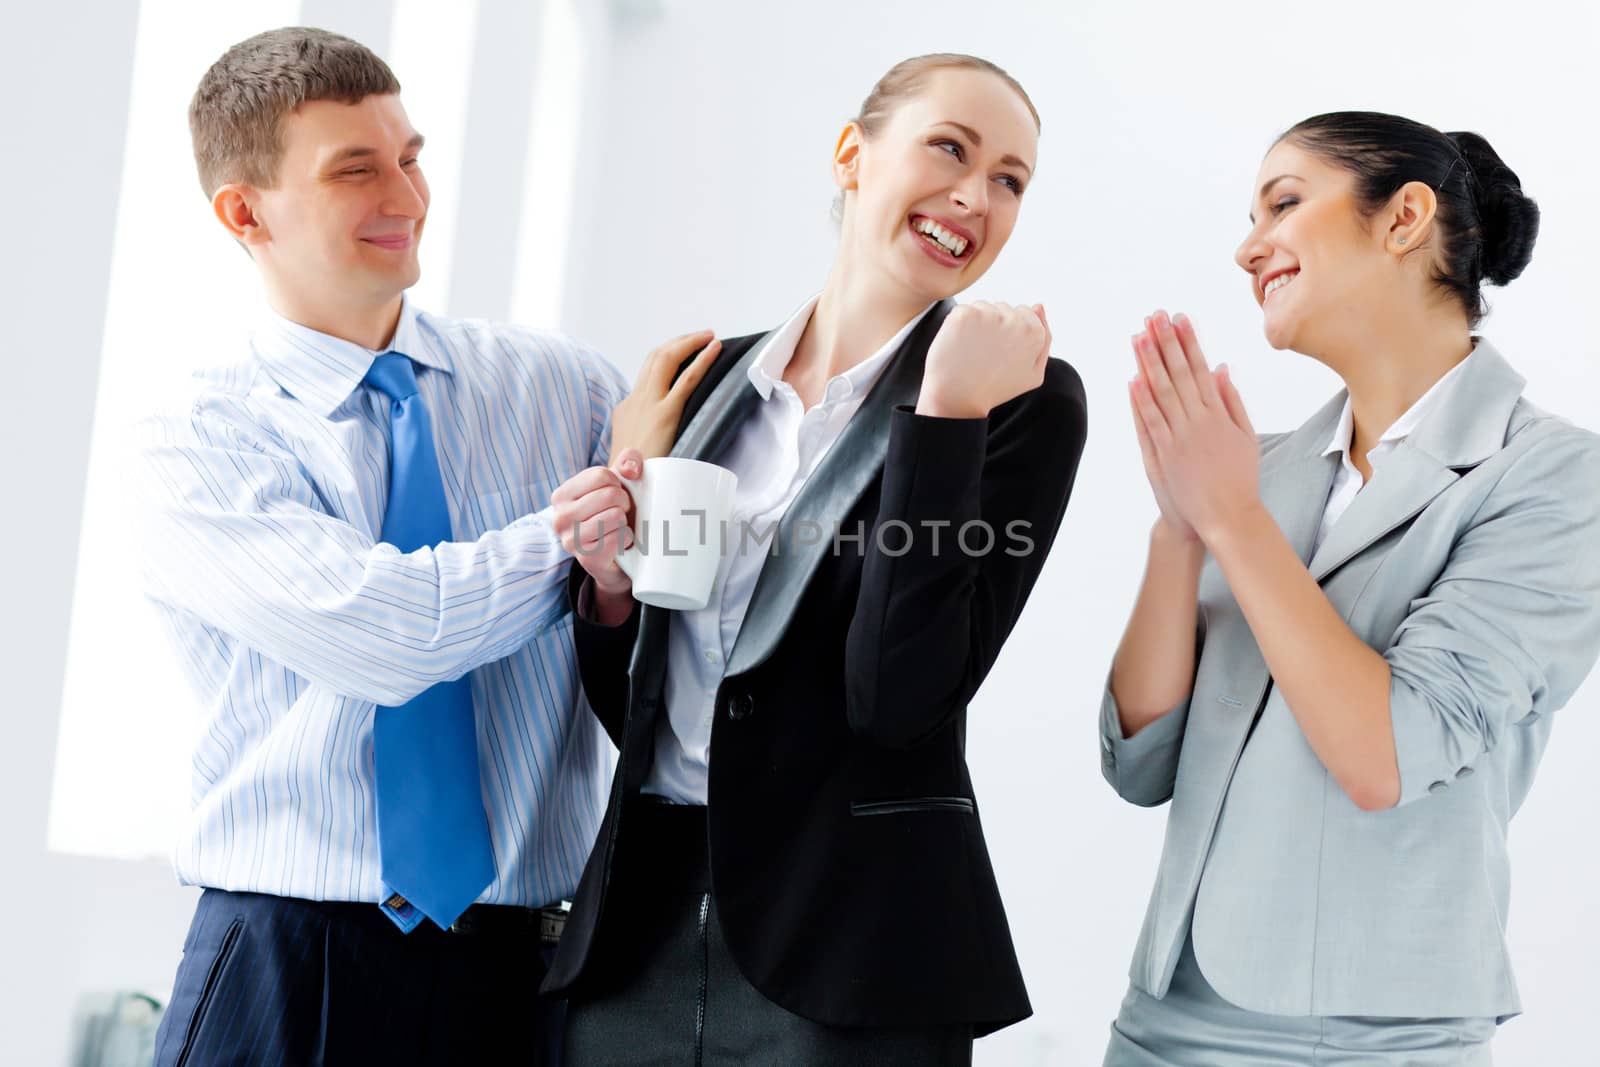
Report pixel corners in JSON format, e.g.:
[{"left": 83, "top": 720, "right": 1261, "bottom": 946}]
[{"left": 613, "top": 467, "right": 646, "bottom": 583}]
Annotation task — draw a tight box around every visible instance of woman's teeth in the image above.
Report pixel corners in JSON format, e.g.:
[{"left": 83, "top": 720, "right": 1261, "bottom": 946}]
[
  {"left": 914, "top": 218, "right": 968, "bottom": 257},
  {"left": 1264, "top": 270, "right": 1299, "bottom": 297}
]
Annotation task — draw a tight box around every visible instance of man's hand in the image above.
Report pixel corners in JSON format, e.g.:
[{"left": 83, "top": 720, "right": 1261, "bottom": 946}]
[
  {"left": 551, "top": 450, "right": 648, "bottom": 625},
  {"left": 610, "top": 330, "right": 722, "bottom": 462}
]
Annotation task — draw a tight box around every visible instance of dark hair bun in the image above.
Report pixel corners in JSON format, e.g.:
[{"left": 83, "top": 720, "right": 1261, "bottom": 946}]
[{"left": 1448, "top": 131, "right": 1540, "bottom": 286}]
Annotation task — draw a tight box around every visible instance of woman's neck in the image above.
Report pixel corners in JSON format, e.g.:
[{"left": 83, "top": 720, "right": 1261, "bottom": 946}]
[
  {"left": 787, "top": 254, "right": 932, "bottom": 388},
  {"left": 1319, "top": 300, "right": 1475, "bottom": 462}
]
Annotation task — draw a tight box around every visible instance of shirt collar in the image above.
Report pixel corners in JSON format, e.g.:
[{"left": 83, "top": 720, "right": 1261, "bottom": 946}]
[
  {"left": 747, "top": 294, "right": 936, "bottom": 403},
  {"left": 1321, "top": 350, "right": 1477, "bottom": 462},
  {"left": 252, "top": 292, "right": 452, "bottom": 416}
]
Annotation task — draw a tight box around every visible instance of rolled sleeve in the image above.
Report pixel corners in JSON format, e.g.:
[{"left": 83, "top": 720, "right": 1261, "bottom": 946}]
[
  {"left": 1386, "top": 428, "right": 1600, "bottom": 806},
  {"left": 1099, "top": 675, "right": 1191, "bottom": 807}
]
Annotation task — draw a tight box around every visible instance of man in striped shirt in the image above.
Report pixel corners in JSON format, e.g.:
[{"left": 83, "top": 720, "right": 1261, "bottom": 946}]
[{"left": 142, "top": 27, "right": 712, "bottom": 1066}]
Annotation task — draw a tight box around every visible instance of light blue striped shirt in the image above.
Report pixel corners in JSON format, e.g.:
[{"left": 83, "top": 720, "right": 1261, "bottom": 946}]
[{"left": 136, "top": 295, "right": 626, "bottom": 908}]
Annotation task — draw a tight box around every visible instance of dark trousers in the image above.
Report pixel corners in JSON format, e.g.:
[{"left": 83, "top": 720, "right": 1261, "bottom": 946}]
[
  {"left": 153, "top": 889, "right": 563, "bottom": 1067},
  {"left": 565, "top": 800, "right": 973, "bottom": 1065}
]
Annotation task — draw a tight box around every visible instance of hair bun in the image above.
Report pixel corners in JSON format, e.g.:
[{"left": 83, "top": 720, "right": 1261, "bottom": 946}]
[{"left": 1447, "top": 131, "right": 1540, "bottom": 286}]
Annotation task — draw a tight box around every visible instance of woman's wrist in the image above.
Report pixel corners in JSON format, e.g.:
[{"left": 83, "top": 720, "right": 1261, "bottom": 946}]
[
  {"left": 1151, "top": 517, "right": 1206, "bottom": 559},
  {"left": 914, "top": 383, "right": 990, "bottom": 420}
]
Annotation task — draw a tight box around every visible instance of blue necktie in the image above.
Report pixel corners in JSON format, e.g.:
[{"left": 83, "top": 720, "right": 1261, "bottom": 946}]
[{"left": 363, "top": 353, "right": 495, "bottom": 932}]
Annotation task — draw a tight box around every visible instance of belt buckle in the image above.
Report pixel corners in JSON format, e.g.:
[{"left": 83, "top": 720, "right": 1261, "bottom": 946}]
[{"left": 538, "top": 905, "right": 567, "bottom": 946}]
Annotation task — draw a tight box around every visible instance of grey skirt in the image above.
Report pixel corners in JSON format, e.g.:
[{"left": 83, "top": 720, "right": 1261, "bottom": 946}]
[{"left": 1104, "top": 932, "right": 1495, "bottom": 1066}]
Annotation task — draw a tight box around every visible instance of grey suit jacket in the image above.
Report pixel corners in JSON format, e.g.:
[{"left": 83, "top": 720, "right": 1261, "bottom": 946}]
[{"left": 1100, "top": 339, "right": 1600, "bottom": 1019}]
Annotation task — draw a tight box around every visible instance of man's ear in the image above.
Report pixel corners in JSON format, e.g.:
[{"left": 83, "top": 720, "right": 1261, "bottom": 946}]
[{"left": 212, "top": 183, "right": 268, "bottom": 250}]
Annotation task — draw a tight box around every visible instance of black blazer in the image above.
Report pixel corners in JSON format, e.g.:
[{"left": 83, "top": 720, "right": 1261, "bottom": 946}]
[{"left": 541, "top": 301, "right": 1088, "bottom": 1034}]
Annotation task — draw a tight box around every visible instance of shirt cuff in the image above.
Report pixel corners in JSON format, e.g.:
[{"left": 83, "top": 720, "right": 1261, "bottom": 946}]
[
  {"left": 573, "top": 570, "right": 635, "bottom": 629},
  {"left": 508, "top": 503, "right": 560, "bottom": 537}
]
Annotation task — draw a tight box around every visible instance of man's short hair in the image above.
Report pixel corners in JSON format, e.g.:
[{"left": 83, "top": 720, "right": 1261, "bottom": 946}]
[{"left": 189, "top": 26, "right": 400, "bottom": 198}]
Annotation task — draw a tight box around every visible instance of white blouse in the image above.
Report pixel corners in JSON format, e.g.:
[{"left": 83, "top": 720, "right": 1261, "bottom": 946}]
[
  {"left": 644, "top": 295, "right": 936, "bottom": 804},
  {"left": 1313, "top": 351, "right": 1476, "bottom": 555}
]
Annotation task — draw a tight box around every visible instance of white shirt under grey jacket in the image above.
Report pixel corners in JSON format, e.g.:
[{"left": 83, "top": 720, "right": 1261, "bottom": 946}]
[
  {"left": 1315, "top": 350, "right": 1473, "bottom": 553},
  {"left": 644, "top": 296, "right": 936, "bottom": 804}
]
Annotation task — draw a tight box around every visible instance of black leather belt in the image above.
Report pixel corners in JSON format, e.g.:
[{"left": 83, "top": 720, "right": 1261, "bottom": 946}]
[{"left": 446, "top": 902, "right": 568, "bottom": 944}]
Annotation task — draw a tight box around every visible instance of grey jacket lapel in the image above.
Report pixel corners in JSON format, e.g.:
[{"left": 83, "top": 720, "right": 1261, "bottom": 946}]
[
  {"left": 1306, "top": 339, "right": 1525, "bottom": 582},
  {"left": 627, "top": 332, "right": 776, "bottom": 692},
  {"left": 669, "top": 333, "right": 774, "bottom": 464},
  {"left": 724, "top": 300, "right": 954, "bottom": 677},
  {"left": 1258, "top": 392, "right": 1345, "bottom": 568}
]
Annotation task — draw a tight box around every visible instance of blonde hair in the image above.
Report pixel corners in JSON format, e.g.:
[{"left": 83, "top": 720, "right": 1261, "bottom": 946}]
[
  {"left": 855, "top": 53, "right": 1039, "bottom": 137},
  {"left": 833, "top": 53, "right": 1039, "bottom": 221}
]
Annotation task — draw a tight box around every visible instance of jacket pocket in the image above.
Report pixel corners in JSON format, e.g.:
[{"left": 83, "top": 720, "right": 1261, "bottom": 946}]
[
  {"left": 850, "top": 796, "right": 976, "bottom": 816},
  {"left": 174, "top": 917, "right": 245, "bottom": 1067}
]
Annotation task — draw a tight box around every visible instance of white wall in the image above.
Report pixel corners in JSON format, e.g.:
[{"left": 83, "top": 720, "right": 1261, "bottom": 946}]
[
  {"left": 564, "top": 3, "right": 1600, "bottom": 1065},
  {"left": 0, "top": 5, "right": 203, "bottom": 1064},
  {"left": 8, "top": 1, "right": 1597, "bottom": 1065}
]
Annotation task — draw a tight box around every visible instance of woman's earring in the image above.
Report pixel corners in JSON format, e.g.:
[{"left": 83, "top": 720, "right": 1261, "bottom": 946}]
[{"left": 1397, "top": 236, "right": 1407, "bottom": 245}]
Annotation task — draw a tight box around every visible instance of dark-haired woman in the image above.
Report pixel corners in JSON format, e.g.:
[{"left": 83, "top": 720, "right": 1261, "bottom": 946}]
[
  {"left": 545, "top": 54, "right": 1085, "bottom": 1064},
  {"left": 1100, "top": 112, "right": 1600, "bottom": 1065}
]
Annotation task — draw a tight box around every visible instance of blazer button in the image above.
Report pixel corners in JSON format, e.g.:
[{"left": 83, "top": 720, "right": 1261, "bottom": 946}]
[
  {"left": 1455, "top": 765, "right": 1475, "bottom": 779},
  {"left": 728, "top": 694, "right": 755, "bottom": 721},
  {"left": 1428, "top": 780, "right": 1449, "bottom": 794}
]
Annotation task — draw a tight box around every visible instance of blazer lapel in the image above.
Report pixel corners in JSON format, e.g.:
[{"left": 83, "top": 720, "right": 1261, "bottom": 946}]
[
  {"left": 1257, "top": 393, "right": 1345, "bottom": 569},
  {"left": 724, "top": 300, "right": 954, "bottom": 677},
  {"left": 1306, "top": 339, "right": 1525, "bottom": 582},
  {"left": 670, "top": 334, "right": 773, "bottom": 464},
  {"left": 626, "top": 333, "right": 773, "bottom": 697},
  {"left": 1304, "top": 449, "right": 1457, "bottom": 582}
]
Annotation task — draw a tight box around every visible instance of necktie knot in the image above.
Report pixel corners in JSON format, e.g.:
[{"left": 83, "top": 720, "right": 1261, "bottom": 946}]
[{"left": 363, "top": 352, "right": 420, "bottom": 405}]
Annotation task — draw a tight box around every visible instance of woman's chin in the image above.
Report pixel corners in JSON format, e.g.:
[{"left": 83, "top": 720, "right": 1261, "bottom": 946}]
[
  {"left": 1261, "top": 313, "right": 1298, "bottom": 351},
  {"left": 894, "top": 263, "right": 964, "bottom": 307},
  {"left": 895, "top": 244, "right": 987, "bottom": 302}
]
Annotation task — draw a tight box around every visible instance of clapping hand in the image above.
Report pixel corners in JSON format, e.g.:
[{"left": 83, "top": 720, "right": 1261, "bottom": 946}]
[{"left": 1127, "top": 311, "right": 1259, "bottom": 545}]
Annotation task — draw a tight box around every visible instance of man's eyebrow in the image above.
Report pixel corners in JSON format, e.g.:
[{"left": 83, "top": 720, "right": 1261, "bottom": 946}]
[
  {"left": 936, "top": 121, "right": 1033, "bottom": 176},
  {"left": 1249, "top": 173, "right": 1301, "bottom": 223},
  {"left": 324, "top": 133, "right": 426, "bottom": 166}
]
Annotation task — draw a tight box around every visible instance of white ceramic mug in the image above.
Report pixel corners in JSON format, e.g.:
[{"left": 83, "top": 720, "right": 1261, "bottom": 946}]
[{"left": 614, "top": 457, "right": 739, "bottom": 611}]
